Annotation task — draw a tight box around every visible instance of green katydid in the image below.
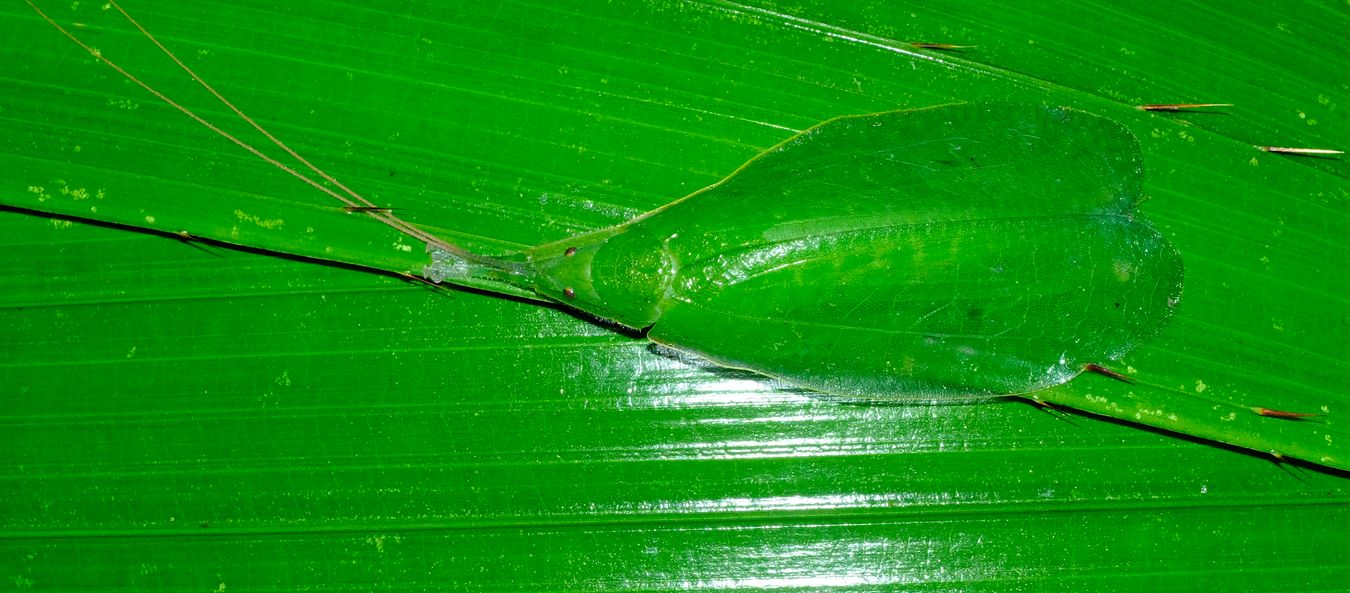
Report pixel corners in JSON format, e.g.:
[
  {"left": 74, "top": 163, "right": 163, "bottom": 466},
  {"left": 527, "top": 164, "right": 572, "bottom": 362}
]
[
  {"left": 26, "top": 1, "right": 1182, "bottom": 402},
  {"left": 511, "top": 103, "right": 1183, "bottom": 399}
]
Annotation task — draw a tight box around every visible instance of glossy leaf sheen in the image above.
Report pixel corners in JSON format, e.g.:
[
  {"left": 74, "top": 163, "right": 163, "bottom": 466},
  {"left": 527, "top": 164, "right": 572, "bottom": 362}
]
[
  {"left": 533, "top": 103, "right": 1182, "bottom": 398},
  {"left": 2, "top": 1, "right": 1349, "bottom": 591}
]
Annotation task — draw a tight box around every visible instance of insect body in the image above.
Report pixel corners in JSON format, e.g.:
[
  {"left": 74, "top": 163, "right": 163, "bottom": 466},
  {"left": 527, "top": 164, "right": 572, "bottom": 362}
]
[
  {"left": 25, "top": 3, "right": 1183, "bottom": 401},
  {"left": 511, "top": 103, "right": 1183, "bottom": 399}
]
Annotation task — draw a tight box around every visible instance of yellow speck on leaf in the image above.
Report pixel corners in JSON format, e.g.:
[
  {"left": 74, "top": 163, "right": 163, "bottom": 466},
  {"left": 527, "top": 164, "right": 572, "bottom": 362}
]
[
  {"left": 234, "top": 209, "right": 284, "bottom": 230},
  {"left": 27, "top": 185, "right": 50, "bottom": 202},
  {"left": 1112, "top": 260, "right": 1133, "bottom": 282}
]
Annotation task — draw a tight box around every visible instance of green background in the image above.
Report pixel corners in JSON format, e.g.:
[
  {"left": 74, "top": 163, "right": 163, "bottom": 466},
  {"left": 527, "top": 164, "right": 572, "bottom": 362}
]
[{"left": 3, "top": 1, "right": 1347, "bottom": 590}]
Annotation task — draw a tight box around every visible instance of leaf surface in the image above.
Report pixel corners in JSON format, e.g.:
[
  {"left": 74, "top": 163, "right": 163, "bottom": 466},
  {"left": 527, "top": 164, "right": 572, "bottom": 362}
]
[{"left": 2, "top": 0, "right": 1348, "bottom": 590}]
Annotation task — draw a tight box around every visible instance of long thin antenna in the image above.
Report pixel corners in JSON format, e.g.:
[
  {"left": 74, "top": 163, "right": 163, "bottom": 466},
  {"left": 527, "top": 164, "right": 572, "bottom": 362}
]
[
  {"left": 27, "top": 0, "right": 497, "bottom": 267},
  {"left": 105, "top": 3, "right": 378, "bottom": 211}
]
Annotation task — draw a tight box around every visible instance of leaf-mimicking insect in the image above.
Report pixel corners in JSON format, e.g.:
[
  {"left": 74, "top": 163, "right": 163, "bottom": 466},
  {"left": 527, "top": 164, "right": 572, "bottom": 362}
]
[
  {"left": 26, "top": 1, "right": 1184, "bottom": 402},
  {"left": 506, "top": 104, "right": 1184, "bottom": 399}
]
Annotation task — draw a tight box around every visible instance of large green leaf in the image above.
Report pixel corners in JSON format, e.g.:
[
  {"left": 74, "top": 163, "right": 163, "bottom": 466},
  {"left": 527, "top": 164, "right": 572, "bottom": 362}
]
[{"left": 2, "top": 0, "right": 1347, "bottom": 590}]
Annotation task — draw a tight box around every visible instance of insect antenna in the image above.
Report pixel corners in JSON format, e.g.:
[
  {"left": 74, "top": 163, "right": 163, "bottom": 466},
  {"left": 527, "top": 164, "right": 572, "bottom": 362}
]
[{"left": 27, "top": 0, "right": 514, "bottom": 273}]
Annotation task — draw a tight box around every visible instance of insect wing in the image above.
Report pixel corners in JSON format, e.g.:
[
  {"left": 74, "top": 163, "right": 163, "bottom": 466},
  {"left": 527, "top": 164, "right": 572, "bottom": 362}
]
[{"left": 642, "top": 103, "right": 1183, "bottom": 399}]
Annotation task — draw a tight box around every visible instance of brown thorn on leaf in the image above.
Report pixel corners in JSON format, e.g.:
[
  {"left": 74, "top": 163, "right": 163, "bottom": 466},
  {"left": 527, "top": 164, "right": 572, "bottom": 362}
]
[
  {"left": 1256, "top": 146, "right": 1344, "bottom": 156},
  {"left": 1136, "top": 103, "right": 1232, "bottom": 112},
  {"left": 1254, "top": 407, "right": 1320, "bottom": 420},
  {"left": 909, "top": 42, "right": 977, "bottom": 50},
  {"left": 1083, "top": 363, "right": 1135, "bottom": 384}
]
